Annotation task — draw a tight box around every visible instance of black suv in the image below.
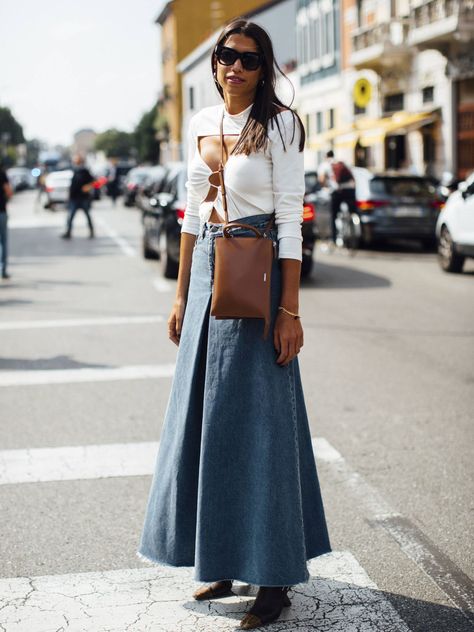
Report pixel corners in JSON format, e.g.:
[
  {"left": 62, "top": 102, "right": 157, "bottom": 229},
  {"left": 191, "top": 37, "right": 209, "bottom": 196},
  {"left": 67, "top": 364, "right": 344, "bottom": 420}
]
[
  {"left": 142, "top": 162, "right": 186, "bottom": 278},
  {"left": 142, "top": 163, "right": 318, "bottom": 279}
]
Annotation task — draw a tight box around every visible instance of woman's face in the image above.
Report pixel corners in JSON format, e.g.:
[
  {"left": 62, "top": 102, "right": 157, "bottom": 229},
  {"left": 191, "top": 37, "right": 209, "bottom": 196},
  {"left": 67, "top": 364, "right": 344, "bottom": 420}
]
[{"left": 215, "top": 33, "right": 264, "bottom": 100}]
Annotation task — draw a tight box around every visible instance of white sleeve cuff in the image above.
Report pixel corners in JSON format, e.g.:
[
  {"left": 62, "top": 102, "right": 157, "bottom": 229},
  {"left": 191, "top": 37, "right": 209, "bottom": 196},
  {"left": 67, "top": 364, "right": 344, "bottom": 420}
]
[
  {"left": 278, "top": 235, "right": 303, "bottom": 261},
  {"left": 181, "top": 213, "right": 200, "bottom": 235}
]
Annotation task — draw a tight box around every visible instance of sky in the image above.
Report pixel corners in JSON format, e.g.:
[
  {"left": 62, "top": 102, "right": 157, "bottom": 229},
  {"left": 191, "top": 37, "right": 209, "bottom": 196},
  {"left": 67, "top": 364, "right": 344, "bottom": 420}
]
[{"left": 0, "top": 1, "right": 165, "bottom": 147}]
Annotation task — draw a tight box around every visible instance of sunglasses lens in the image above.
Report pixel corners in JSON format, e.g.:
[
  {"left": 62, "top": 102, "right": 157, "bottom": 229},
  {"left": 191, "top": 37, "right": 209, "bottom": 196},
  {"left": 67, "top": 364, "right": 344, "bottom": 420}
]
[
  {"left": 242, "top": 54, "right": 261, "bottom": 71},
  {"left": 217, "top": 48, "right": 237, "bottom": 65},
  {"left": 217, "top": 47, "right": 261, "bottom": 70}
]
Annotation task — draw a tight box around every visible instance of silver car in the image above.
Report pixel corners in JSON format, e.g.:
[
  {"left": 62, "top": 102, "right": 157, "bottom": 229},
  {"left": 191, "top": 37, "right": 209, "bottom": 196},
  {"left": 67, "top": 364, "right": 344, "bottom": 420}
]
[{"left": 44, "top": 170, "right": 73, "bottom": 208}]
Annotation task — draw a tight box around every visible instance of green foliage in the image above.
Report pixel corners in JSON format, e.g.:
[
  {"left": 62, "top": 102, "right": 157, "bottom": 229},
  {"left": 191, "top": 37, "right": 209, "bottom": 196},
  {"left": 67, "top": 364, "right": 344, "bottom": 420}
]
[
  {"left": 134, "top": 105, "right": 160, "bottom": 163},
  {"left": 26, "top": 139, "right": 42, "bottom": 167},
  {"left": 95, "top": 128, "right": 135, "bottom": 159},
  {"left": 0, "top": 106, "right": 25, "bottom": 146}
]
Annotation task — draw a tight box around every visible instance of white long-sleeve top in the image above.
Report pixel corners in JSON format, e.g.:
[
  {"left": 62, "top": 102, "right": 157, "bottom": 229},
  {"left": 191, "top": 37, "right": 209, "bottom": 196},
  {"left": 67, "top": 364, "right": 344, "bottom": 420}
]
[{"left": 181, "top": 102, "right": 305, "bottom": 260}]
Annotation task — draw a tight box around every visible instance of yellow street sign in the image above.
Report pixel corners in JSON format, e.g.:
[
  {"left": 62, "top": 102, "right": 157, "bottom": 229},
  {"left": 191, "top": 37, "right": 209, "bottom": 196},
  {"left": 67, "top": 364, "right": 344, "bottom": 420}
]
[{"left": 353, "top": 78, "right": 372, "bottom": 108}]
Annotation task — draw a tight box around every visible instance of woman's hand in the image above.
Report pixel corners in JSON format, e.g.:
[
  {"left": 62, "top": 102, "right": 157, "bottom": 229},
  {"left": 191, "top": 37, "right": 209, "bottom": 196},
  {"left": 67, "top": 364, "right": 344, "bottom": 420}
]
[
  {"left": 274, "top": 310, "right": 304, "bottom": 366},
  {"left": 168, "top": 297, "right": 187, "bottom": 346}
]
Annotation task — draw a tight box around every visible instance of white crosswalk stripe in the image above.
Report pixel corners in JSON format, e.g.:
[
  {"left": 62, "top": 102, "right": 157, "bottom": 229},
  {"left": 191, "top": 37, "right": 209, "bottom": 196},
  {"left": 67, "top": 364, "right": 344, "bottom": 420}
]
[
  {"left": 0, "top": 438, "right": 328, "bottom": 486},
  {"left": 0, "top": 552, "right": 410, "bottom": 632},
  {"left": 0, "top": 364, "right": 175, "bottom": 387},
  {"left": 0, "top": 315, "right": 164, "bottom": 331}
]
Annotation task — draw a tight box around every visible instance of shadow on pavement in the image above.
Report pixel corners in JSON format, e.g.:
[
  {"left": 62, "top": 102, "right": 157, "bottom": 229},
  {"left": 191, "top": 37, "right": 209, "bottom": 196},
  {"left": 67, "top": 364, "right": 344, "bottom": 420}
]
[
  {"left": 0, "top": 298, "right": 33, "bottom": 307},
  {"left": 0, "top": 355, "right": 112, "bottom": 371},
  {"left": 181, "top": 578, "right": 473, "bottom": 632},
  {"left": 10, "top": 226, "right": 132, "bottom": 259},
  {"left": 302, "top": 260, "right": 391, "bottom": 289}
]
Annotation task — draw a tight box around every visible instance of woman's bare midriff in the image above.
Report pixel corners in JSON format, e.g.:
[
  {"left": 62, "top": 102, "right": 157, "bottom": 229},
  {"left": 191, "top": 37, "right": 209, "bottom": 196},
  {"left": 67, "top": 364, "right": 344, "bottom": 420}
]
[{"left": 198, "top": 134, "right": 239, "bottom": 224}]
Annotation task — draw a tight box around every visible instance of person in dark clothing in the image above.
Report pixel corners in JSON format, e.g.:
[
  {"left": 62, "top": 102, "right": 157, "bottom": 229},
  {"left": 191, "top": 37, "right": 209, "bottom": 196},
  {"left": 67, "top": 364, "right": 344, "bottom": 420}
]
[
  {"left": 318, "top": 150, "right": 356, "bottom": 245},
  {"left": 61, "top": 155, "right": 95, "bottom": 239},
  {"left": 0, "top": 166, "right": 13, "bottom": 279},
  {"left": 107, "top": 157, "right": 120, "bottom": 206}
]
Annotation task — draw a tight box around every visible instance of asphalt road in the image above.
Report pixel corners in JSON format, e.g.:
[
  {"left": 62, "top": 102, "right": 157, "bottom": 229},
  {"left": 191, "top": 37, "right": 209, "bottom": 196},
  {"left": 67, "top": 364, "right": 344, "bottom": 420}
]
[{"left": 1, "top": 190, "right": 473, "bottom": 632}]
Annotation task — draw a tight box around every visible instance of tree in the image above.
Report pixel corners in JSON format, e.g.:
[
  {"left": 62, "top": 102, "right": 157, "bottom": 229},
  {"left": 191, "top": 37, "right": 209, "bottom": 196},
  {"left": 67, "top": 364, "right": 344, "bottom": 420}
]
[
  {"left": 134, "top": 105, "right": 160, "bottom": 164},
  {"left": 0, "top": 106, "right": 25, "bottom": 146},
  {"left": 95, "top": 128, "right": 134, "bottom": 159}
]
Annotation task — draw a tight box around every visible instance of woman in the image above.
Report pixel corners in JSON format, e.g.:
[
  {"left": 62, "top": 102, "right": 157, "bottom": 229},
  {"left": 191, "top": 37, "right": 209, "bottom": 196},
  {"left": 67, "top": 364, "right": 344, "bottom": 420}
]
[{"left": 138, "top": 18, "right": 331, "bottom": 629}]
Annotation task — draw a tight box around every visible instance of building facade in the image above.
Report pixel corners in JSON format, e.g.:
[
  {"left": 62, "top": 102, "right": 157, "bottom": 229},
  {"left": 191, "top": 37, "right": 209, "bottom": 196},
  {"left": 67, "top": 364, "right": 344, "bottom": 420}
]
[
  {"left": 177, "top": 0, "right": 298, "bottom": 160},
  {"left": 156, "top": 0, "right": 280, "bottom": 162},
  {"left": 297, "top": 0, "right": 474, "bottom": 178},
  {"left": 72, "top": 129, "right": 97, "bottom": 156}
]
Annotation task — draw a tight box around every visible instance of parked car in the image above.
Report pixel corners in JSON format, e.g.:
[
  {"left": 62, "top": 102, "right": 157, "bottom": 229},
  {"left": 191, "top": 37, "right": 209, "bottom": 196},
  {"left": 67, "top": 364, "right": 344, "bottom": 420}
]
[
  {"left": 300, "top": 171, "right": 320, "bottom": 276},
  {"left": 436, "top": 172, "right": 474, "bottom": 273},
  {"left": 7, "top": 167, "right": 36, "bottom": 191},
  {"left": 135, "top": 166, "right": 167, "bottom": 213},
  {"left": 308, "top": 168, "right": 444, "bottom": 248},
  {"left": 44, "top": 169, "right": 73, "bottom": 208},
  {"left": 142, "top": 162, "right": 186, "bottom": 278},
  {"left": 122, "top": 167, "right": 152, "bottom": 207},
  {"left": 142, "top": 163, "right": 319, "bottom": 279}
]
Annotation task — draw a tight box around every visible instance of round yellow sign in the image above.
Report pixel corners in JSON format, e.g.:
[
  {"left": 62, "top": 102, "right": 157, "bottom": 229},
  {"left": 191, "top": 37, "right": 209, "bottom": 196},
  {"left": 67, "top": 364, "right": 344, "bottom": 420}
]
[{"left": 353, "top": 78, "right": 372, "bottom": 108}]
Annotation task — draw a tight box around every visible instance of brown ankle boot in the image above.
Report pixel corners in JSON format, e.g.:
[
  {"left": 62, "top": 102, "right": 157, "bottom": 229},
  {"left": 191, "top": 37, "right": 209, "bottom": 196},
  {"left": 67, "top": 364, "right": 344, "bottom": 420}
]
[
  {"left": 240, "top": 586, "right": 291, "bottom": 629},
  {"left": 193, "top": 579, "right": 233, "bottom": 600}
]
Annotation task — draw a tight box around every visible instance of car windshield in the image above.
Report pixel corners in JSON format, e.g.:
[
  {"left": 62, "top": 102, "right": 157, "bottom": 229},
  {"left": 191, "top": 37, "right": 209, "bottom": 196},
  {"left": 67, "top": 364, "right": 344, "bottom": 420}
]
[{"left": 370, "top": 177, "right": 436, "bottom": 197}]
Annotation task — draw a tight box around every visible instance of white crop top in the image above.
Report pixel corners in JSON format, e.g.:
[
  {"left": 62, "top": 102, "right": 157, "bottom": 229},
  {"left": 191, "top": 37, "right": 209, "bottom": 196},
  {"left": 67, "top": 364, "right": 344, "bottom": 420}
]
[{"left": 181, "top": 102, "right": 305, "bottom": 260}]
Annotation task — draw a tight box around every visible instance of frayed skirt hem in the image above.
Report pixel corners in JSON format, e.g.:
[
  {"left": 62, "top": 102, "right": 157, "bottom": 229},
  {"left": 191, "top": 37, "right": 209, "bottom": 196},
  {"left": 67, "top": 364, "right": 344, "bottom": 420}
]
[{"left": 135, "top": 546, "right": 332, "bottom": 587}]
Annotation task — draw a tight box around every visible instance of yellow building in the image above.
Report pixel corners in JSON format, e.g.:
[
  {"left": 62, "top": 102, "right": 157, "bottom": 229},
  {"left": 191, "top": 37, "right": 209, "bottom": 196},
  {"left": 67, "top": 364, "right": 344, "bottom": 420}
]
[{"left": 156, "top": 0, "right": 273, "bottom": 161}]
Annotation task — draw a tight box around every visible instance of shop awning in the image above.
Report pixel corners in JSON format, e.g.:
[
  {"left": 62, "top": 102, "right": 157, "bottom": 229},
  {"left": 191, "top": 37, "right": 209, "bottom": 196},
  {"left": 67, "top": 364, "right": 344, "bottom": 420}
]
[
  {"left": 357, "top": 110, "right": 439, "bottom": 147},
  {"left": 309, "top": 110, "right": 439, "bottom": 150}
]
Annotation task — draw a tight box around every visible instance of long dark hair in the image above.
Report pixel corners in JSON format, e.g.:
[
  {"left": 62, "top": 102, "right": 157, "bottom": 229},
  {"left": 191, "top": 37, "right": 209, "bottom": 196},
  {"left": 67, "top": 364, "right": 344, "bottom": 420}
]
[{"left": 211, "top": 18, "right": 305, "bottom": 155}]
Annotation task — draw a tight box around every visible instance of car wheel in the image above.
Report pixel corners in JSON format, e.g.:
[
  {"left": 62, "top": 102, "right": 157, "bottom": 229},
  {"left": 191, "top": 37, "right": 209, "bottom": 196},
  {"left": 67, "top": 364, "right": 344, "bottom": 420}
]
[
  {"left": 162, "top": 244, "right": 179, "bottom": 279},
  {"left": 143, "top": 236, "right": 159, "bottom": 260},
  {"left": 438, "top": 226, "right": 464, "bottom": 273},
  {"left": 301, "top": 254, "right": 313, "bottom": 278}
]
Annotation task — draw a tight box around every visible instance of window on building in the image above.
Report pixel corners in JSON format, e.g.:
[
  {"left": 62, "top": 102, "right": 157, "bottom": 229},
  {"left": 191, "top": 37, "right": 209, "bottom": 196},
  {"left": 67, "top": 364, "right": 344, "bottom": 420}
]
[
  {"left": 316, "top": 111, "right": 323, "bottom": 133},
  {"left": 324, "top": 11, "right": 331, "bottom": 56},
  {"left": 298, "top": 0, "right": 337, "bottom": 75},
  {"left": 328, "top": 108, "right": 335, "bottom": 129},
  {"left": 189, "top": 86, "right": 195, "bottom": 111},
  {"left": 384, "top": 93, "right": 404, "bottom": 113},
  {"left": 312, "top": 13, "right": 320, "bottom": 61},
  {"left": 305, "top": 113, "right": 311, "bottom": 135},
  {"left": 320, "top": 13, "right": 327, "bottom": 57},
  {"left": 422, "top": 86, "right": 434, "bottom": 104},
  {"left": 354, "top": 103, "right": 366, "bottom": 115}
]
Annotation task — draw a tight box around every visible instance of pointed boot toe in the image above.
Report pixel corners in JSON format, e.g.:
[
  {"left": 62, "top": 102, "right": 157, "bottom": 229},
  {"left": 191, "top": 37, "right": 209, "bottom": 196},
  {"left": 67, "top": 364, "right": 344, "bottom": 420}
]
[
  {"left": 239, "top": 613, "right": 262, "bottom": 629},
  {"left": 193, "top": 579, "right": 233, "bottom": 600}
]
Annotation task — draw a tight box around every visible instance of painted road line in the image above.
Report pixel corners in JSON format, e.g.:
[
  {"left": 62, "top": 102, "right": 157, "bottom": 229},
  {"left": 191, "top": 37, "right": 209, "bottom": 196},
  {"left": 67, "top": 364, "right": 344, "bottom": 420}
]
[
  {"left": 94, "top": 217, "right": 137, "bottom": 257},
  {"left": 3, "top": 435, "right": 471, "bottom": 621},
  {"left": 0, "top": 551, "right": 410, "bottom": 632},
  {"left": 0, "top": 442, "right": 160, "bottom": 485},
  {"left": 314, "top": 438, "right": 474, "bottom": 622},
  {"left": 152, "top": 277, "right": 175, "bottom": 293},
  {"left": 8, "top": 217, "right": 64, "bottom": 229},
  {"left": 0, "top": 438, "right": 350, "bottom": 485},
  {"left": 0, "top": 315, "right": 164, "bottom": 331},
  {"left": 0, "top": 364, "right": 175, "bottom": 387}
]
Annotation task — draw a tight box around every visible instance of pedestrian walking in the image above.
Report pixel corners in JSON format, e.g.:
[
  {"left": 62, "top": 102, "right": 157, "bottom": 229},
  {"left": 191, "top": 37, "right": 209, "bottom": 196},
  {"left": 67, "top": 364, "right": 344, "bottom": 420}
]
[
  {"left": 0, "top": 164, "right": 13, "bottom": 280},
  {"left": 61, "top": 155, "right": 95, "bottom": 239},
  {"left": 138, "top": 18, "right": 331, "bottom": 630},
  {"left": 106, "top": 158, "right": 120, "bottom": 206},
  {"left": 318, "top": 149, "right": 356, "bottom": 245}
]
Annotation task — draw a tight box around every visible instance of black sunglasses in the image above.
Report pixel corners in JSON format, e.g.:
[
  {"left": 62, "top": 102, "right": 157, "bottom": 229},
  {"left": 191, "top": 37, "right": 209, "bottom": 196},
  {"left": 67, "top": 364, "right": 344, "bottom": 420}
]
[{"left": 215, "top": 45, "right": 262, "bottom": 71}]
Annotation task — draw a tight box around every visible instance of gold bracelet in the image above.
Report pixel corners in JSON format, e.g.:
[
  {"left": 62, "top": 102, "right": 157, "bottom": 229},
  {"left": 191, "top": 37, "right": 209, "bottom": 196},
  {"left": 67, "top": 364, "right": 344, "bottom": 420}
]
[{"left": 278, "top": 306, "right": 301, "bottom": 319}]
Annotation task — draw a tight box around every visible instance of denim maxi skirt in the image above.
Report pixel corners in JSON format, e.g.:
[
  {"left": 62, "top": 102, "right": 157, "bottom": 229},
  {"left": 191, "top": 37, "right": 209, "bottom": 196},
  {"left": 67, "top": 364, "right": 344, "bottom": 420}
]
[{"left": 138, "top": 213, "right": 331, "bottom": 586}]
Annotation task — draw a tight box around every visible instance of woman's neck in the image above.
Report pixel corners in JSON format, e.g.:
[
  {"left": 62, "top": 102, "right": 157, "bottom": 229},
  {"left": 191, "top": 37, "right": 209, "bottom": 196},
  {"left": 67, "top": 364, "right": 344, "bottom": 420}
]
[{"left": 223, "top": 94, "right": 254, "bottom": 115}]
